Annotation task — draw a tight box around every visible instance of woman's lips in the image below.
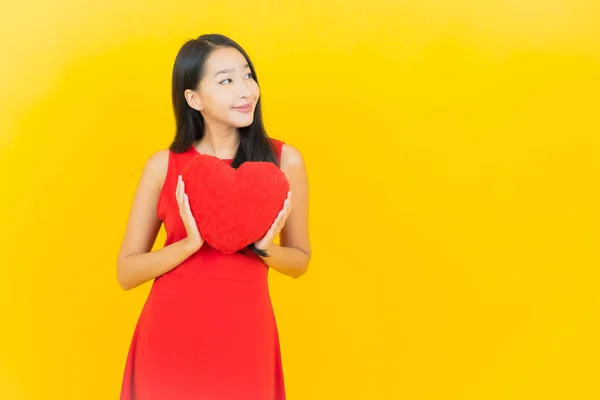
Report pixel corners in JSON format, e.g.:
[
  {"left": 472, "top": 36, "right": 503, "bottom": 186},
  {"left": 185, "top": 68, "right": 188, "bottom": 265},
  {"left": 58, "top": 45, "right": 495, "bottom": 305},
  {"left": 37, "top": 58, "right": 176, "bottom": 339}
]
[{"left": 232, "top": 104, "right": 253, "bottom": 113}]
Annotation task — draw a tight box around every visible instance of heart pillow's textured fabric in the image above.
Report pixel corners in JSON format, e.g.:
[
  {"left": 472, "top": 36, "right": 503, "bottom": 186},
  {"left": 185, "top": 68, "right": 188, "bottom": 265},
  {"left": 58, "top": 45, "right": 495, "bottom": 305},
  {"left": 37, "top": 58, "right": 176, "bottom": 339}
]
[{"left": 180, "top": 154, "right": 290, "bottom": 254}]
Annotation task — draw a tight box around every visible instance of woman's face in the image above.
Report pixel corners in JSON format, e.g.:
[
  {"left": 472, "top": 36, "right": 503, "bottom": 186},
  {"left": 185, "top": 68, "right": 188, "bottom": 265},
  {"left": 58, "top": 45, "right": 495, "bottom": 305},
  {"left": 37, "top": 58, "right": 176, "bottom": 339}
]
[{"left": 188, "top": 46, "right": 260, "bottom": 128}]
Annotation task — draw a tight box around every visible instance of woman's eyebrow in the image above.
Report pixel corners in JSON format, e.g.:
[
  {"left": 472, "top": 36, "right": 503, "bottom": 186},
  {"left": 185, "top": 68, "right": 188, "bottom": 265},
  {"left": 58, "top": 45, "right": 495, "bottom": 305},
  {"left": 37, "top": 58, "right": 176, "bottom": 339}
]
[{"left": 214, "top": 64, "right": 250, "bottom": 77}]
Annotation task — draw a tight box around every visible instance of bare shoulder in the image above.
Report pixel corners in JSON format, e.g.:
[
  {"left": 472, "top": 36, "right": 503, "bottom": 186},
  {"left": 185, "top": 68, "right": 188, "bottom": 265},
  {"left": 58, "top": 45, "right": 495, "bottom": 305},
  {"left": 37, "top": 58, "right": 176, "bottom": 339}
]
[
  {"left": 279, "top": 143, "right": 309, "bottom": 192},
  {"left": 143, "top": 149, "right": 170, "bottom": 191},
  {"left": 281, "top": 143, "right": 306, "bottom": 170}
]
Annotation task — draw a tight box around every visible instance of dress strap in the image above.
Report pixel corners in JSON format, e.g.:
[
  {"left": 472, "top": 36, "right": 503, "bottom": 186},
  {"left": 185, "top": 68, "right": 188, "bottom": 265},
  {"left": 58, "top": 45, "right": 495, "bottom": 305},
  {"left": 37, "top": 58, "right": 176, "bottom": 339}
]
[{"left": 269, "top": 138, "right": 285, "bottom": 166}]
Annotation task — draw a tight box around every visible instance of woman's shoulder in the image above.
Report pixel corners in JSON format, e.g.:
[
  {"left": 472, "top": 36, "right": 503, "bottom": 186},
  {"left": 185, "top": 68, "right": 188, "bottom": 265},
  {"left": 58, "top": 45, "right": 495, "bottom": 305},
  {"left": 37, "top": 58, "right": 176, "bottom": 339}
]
[
  {"left": 279, "top": 141, "right": 303, "bottom": 165},
  {"left": 146, "top": 149, "right": 170, "bottom": 172},
  {"left": 142, "top": 149, "right": 171, "bottom": 191},
  {"left": 271, "top": 138, "right": 305, "bottom": 173}
]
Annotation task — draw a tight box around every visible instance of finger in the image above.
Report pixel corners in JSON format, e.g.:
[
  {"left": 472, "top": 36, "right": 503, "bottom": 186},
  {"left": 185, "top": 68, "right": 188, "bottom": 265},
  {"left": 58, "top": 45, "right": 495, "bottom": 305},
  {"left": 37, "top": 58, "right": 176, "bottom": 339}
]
[
  {"left": 177, "top": 188, "right": 184, "bottom": 215},
  {"left": 178, "top": 180, "right": 186, "bottom": 217},
  {"left": 280, "top": 210, "right": 289, "bottom": 227},
  {"left": 184, "top": 194, "right": 194, "bottom": 223},
  {"left": 186, "top": 198, "right": 200, "bottom": 238},
  {"left": 265, "top": 211, "right": 283, "bottom": 239},
  {"left": 180, "top": 178, "right": 187, "bottom": 208},
  {"left": 176, "top": 175, "right": 182, "bottom": 205},
  {"left": 269, "top": 212, "right": 282, "bottom": 235},
  {"left": 279, "top": 205, "right": 291, "bottom": 230},
  {"left": 283, "top": 199, "right": 291, "bottom": 214},
  {"left": 280, "top": 208, "right": 289, "bottom": 226},
  {"left": 273, "top": 220, "right": 282, "bottom": 235},
  {"left": 184, "top": 194, "right": 193, "bottom": 216},
  {"left": 273, "top": 210, "right": 285, "bottom": 232}
]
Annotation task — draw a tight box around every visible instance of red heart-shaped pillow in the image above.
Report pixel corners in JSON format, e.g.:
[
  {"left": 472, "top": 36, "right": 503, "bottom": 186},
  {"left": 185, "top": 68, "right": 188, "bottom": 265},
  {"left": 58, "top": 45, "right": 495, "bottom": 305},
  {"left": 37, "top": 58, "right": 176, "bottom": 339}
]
[{"left": 180, "top": 154, "right": 290, "bottom": 254}]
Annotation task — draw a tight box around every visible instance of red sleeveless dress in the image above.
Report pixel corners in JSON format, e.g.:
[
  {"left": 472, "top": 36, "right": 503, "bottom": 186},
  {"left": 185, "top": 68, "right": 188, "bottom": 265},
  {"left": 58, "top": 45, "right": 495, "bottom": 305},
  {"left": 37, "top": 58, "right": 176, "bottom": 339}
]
[{"left": 120, "top": 138, "right": 286, "bottom": 400}]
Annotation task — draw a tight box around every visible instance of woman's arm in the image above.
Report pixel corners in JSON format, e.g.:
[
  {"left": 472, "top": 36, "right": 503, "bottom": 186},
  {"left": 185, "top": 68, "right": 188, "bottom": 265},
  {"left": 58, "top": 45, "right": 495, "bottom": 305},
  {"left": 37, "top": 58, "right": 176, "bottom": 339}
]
[
  {"left": 258, "top": 143, "right": 312, "bottom": 279},
  {"left": 116, "top": 151, "right": 202, "bottom": 291}
]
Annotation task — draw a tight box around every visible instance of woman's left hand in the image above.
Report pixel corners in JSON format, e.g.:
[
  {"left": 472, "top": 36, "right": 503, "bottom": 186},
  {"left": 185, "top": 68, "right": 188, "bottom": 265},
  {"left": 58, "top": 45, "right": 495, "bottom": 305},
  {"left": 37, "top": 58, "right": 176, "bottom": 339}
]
[{"left": 254, "top": 191, "right": 292, "bottom": 253}]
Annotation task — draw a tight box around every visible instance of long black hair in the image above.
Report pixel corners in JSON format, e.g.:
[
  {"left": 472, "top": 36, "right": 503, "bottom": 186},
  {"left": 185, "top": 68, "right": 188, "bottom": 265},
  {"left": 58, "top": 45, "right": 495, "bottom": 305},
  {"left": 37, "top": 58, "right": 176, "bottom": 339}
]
[{"left": 170, "top": 33, "right": 278, "bottom": 257}]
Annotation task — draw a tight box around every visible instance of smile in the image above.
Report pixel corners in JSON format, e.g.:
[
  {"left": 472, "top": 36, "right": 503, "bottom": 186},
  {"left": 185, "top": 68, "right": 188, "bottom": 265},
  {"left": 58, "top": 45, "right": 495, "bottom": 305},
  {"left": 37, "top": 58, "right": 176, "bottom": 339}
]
[{"left": 232, "top": 104, "right": 253, "bottom": 113}]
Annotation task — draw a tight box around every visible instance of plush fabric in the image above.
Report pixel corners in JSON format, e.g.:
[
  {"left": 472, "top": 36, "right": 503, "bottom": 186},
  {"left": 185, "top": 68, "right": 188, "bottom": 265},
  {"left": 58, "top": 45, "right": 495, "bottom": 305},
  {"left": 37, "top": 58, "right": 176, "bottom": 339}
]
[{"left": 181, "top": 154, "right": 290, "bottom": 254}]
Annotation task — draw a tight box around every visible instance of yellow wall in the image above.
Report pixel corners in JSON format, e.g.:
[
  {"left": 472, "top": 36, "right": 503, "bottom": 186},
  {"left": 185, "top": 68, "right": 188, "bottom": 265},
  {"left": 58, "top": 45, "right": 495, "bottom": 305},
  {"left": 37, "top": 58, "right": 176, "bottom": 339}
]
[{"left": 1, "top": 1, "right": 599, "bottom": 399}]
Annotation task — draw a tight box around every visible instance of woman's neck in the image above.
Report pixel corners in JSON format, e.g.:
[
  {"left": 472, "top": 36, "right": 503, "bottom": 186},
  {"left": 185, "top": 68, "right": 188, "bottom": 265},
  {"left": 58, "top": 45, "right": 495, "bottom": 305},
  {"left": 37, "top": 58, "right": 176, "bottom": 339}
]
[{"left": 195, "top": 127, "right": 240, "bottom": 159}]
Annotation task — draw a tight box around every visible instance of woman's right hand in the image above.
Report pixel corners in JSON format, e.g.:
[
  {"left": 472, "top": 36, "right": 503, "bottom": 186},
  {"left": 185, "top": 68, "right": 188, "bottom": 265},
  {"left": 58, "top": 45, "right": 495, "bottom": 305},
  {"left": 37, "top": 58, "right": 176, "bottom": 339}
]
[{"left": 176, "top": 174, "right": 204, "bottom": 253}]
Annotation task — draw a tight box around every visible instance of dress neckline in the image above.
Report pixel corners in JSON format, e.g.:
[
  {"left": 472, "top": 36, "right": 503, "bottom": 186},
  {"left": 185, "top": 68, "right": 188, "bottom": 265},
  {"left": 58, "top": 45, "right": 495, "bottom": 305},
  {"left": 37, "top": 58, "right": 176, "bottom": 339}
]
[{"left": 189, "top": 145, "right": 233, "bottom": 162}]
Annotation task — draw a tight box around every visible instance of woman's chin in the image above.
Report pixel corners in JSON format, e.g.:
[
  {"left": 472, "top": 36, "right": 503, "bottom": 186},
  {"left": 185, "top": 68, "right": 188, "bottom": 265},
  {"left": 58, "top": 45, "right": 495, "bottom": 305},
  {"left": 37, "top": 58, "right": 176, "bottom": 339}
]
[{"left": 231, "top": 117, "right": 255, "bottom": 128}]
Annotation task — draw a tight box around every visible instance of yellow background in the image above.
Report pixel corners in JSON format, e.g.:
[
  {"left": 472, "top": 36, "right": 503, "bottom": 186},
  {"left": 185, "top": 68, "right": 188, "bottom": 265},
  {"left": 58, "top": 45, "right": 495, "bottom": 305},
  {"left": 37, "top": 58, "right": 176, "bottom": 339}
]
[{"left": 1, "top": 1, "right": 599, "bottom": 399}]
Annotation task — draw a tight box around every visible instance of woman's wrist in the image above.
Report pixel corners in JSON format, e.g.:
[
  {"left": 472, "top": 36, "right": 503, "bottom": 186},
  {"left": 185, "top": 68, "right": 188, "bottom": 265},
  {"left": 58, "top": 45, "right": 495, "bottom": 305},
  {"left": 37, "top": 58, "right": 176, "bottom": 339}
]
[
  {"left": 181, "top": 237, "right": 203, "bottom": 255},
  {"left": 256, "top": 241, "right": 275, "bottom": 257}
]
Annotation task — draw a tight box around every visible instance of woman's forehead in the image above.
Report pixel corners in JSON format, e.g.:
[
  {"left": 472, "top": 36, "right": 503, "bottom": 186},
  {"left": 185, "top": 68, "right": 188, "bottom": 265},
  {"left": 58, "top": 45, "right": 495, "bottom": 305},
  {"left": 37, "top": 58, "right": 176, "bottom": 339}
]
[{"left": 205, "top": 47, "right": 248, "bottom": 74}]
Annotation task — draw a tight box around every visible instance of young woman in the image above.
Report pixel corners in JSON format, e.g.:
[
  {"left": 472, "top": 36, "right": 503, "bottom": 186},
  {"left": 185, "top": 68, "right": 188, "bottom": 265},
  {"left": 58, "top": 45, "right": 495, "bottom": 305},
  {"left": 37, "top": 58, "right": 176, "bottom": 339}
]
[{"left": 117, "top": 34, "right": 311, "bottom": 400}]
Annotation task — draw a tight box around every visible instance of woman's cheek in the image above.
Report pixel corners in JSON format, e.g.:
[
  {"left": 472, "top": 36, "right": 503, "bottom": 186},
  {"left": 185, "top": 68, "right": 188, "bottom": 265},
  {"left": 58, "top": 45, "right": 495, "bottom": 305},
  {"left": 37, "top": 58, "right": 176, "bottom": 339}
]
[{"left": 251, "top": 83, "right": 260, "bottom": 99}]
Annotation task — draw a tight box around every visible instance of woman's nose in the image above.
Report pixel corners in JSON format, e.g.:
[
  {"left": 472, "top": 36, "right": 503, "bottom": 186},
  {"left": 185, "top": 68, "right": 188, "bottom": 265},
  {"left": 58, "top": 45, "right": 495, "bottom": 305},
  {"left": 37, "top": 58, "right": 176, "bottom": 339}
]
[{"left": 238, "top": 82, "right": 251, "bottom": 98}]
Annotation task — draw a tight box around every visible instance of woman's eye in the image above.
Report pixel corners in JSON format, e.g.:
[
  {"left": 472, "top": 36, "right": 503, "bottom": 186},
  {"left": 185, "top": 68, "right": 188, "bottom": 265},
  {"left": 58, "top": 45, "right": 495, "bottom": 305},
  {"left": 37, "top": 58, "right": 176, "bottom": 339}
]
[{"left": 220, "top": 74, "right": 252, "bottom": 84}]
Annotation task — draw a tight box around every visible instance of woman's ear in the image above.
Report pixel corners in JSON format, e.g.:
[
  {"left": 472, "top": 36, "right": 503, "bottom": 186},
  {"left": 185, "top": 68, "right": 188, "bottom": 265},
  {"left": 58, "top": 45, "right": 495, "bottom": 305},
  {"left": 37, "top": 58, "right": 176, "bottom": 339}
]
[{"left": 184, "top": 89, "right": 203, "bottom": 111}]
